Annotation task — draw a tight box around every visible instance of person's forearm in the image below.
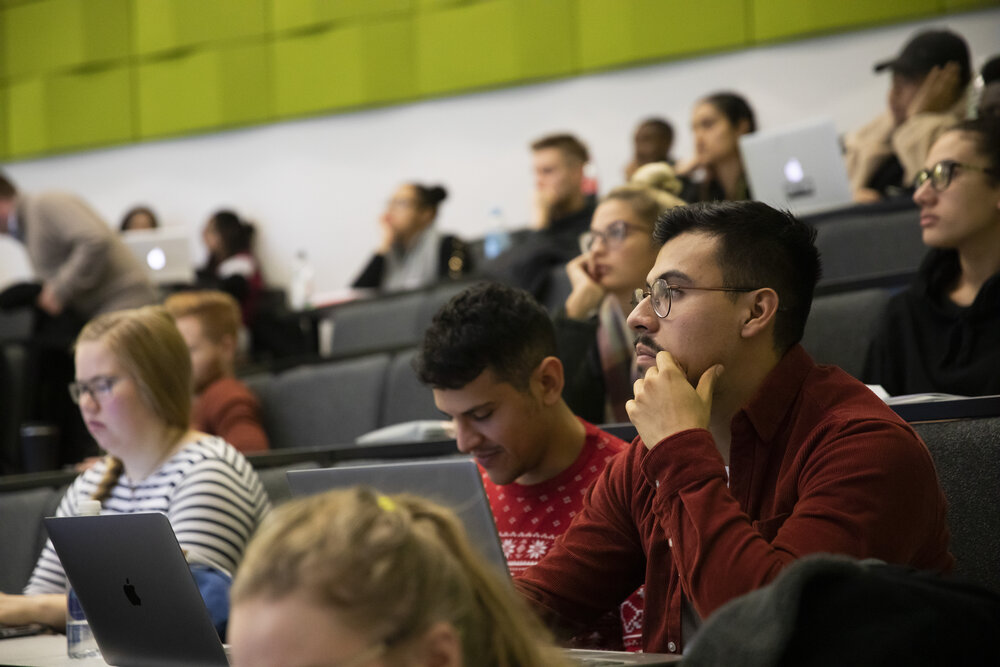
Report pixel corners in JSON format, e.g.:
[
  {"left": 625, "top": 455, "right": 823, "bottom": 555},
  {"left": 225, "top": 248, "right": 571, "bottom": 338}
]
[{"left": 0, "top": 593, "right": 67, "bottom": 629}]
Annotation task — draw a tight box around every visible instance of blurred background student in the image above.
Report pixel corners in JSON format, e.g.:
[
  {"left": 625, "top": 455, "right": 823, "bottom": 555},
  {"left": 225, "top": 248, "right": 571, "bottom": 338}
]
[
  {"left": 229, "top": 488, "right": 570, "bottom": 667},
  {"left": 676, "top": 92, "right": 756, "bottom": 203},
  {"left": 353, "top": 183, "right": 471, "bottom": 292},
  {"left": 0, "top": 306, "right": 270, "bottom": 629},
  {"left": 118, "top": 205, "right": 158, "bottom": 232},
  {"left": 556, "top": 163, "right": 685, "bottom": 423},
  {"left": 165, "top": 290, "right": 269, "bottom": 454},
  {"left": 198, "top": 209, "right": 264, "bottom": 325}
]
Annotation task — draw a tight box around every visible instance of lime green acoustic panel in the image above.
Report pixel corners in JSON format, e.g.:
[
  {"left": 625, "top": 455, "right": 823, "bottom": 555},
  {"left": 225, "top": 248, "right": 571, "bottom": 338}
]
[
  {"left": 48, "top": 64, "right": 133, "bottom": 150},
  {"left": 752, "top": 0, "right": 941, "bottom": 42},
  {"left": 5, "top": 77, "right": 48, "bottom": 157},
  {"left": 133, "top": 0, "right": 268, "bottom": 56},
  {"left": 362, "top": 16, "right": 418, "bottom": 104},
  {"left": 321, "top": 0, "right": 413, "bottom": 22},
  {"left": 269, "top": 0, "right": 327, "bottom": 33},
  {"left": 578, "top": 0, "right": 747, "bottom": 70},
  {"left": 137, "top": 43, "right": 271, "bottom": 138},
  {"left": 271, "top": 25, "right": 366, "bottom": 116},
  {"left": 513, "top": 0, "right": 577, "bottom": 81},
  {"left": 0, "top": 85, "right": 7, "bottom": 159},
  {"left": 415, "top": 0, "right": 520, "bottom": 96},
  {"left": 943, "top": 0, "right": 997, "bottom": 9},
  {"left": 2, "top": 0, "right": 130, "bottom": 77}
]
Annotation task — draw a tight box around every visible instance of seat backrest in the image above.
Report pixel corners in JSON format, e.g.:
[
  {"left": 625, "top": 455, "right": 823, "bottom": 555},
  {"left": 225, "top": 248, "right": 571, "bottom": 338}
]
[
  {"left": 0, "top": 343, "right": 29, "bottom": 474},
  {"left": 539, "top": 262, "right": 572, "bottom": 314},
  {"left": 247, "top": 354, "right": 391, "bottom": 448},
  {"left": 913, "top": 417, "right": 1000, "bottom": 593},
  {"left": 800, "top": 288, "right": 893, "bottom": 379},
  {"left": 0, "top": 486, "right": 63, "bottom": 593},
  {"left": 813, "top": 205, "right": 925, "bottom": 293},
  {"left": 379, "top": 349, "right": 440, "bottom": 427},
  {"left": 323, "top": 292, "right": 425, "bottom": 357},
  {"left": 255, "top": 461, "right": 320, "bottom": 506},
  {"left": 414, "top": 281, "right": 474, "bottom": 338}
]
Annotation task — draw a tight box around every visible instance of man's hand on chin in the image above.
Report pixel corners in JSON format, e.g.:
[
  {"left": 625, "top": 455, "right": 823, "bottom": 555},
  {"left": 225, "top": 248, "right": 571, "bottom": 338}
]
[{"left": 626, "top": 350, "right": 722, "bottom": 451}]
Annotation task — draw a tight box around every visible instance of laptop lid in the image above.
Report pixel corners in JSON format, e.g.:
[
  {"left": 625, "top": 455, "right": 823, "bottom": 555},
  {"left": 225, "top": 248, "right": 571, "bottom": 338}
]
[
  {"left": 44, "top": 513, "right": 228, "bottom": 667},
  {"left": 286, "top": 458, "right": 508, "bottom": 575},
  {"left": 121, "top": 227, "right": 195, "bottom": 285},
  {"left": 740, "top": 117, "right": 853, "bottom": 217}
]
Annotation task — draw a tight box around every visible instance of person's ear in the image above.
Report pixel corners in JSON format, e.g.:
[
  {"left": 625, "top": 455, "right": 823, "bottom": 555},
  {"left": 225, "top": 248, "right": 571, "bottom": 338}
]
[
  {"left": 736, "top": 118, "right": 752, "bottom": 136},
  {"left": 219, "top": 333, "right": 237, "bottom": 362},
  {"left": 413, "top": 621, "right": 462, "bottom": 667},
  {"left": 739, "top": 288, "right": 780, "bottom": 340},
  {"left": 532, "top": 356, "right": 565, "bottom": 405}
]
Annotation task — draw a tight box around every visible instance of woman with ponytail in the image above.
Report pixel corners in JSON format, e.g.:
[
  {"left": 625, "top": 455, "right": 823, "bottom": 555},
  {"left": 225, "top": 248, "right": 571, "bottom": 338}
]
[
  {"left": 229, "top": 488, "right": 570, "bottom": 667},
  {"left": 0, "top": 306, "right": 270, "bottom": 630},
  {"left": 352, "top": 182, "right": 472, "bottom": 291}
]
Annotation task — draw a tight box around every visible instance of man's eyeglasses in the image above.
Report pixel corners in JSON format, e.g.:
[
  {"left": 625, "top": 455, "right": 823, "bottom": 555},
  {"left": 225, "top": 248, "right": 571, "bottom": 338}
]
[
  {"left": 579, "top": 221, "right": 646, "bottom": 254},
  {"left": 68, "top": 376, "right": 120, "bottom": 404},
  {"left": 913, "top": 160, "right": 997, "bottom": 192},
  {"left": 632, "top": 279, "right": 757, "bottom": 319}
]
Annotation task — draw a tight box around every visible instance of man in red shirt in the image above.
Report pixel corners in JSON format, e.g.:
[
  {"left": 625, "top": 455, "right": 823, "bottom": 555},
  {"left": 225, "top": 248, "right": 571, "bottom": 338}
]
[
  {"left": 414, "top": 282, "right": 639, "bottom": 648},
  {"left": 515, "top": 201, "right": 953, "bottom": 656}
]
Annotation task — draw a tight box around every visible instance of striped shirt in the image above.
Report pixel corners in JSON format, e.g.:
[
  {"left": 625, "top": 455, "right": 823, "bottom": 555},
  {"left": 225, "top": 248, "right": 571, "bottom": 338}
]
[{"left": 25, "top": 435, "right": 271, "bottom": 595}]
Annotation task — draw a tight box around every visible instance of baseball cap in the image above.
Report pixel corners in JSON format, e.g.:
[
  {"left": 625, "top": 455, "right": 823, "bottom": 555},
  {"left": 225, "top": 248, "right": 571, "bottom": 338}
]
[{"left": 874, "top": 29, "right": 971, "bottom": 87}]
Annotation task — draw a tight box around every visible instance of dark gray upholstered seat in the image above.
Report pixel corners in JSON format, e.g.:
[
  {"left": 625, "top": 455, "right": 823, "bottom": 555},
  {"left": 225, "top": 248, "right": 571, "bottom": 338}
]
[
  {"left": 913, "top": 417, "right": 1000, "bottom": 593},
  {"left": 244, "top": 353, "right": 390, "bottom": 448},
  {"left": 379, "top": 348, "right": 439, "bottom": 427},
  {"left": 0, "top": 486, "right": 63, "bottom": 593},
  {"left": 540, "top": 263, "right": 572, "bottom": 314},
  {"left": 812, "top": 204, "right": 925, "bottom": 294},
  {"left": 322, "top": 292, "right": 425, "bottom": 358},
  {"left": 800, "top": 288, "right": 893, "bottom": 379},
  {"left": 255, "top": 461, "right": 320, "bottom": 506},
  {"left": 0, "top": 342, "right": 29, "bottom": 474}
]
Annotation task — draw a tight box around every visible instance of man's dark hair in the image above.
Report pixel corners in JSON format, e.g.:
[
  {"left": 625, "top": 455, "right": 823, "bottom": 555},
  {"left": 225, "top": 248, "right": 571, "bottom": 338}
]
[
  {"left": 415, "top": 282, "right": 557, "bottom": 390},
  {"left": 530, "top": 133, "right": 589, "bottom": 164},
  {"left": 982, "top": 56, "right": 1000, "bottom": 85},
  {"left": 951, "top": 117, "right": 1000, "bottom": 184},
  {"left": 653, "top": 201, "right": 821, "bottom": 352},
  {"left": 0, "top": 172, "right": 17, "bottom": 199},
  {"left": 640, "top": 117, "right": 674, "bottom": 145}
]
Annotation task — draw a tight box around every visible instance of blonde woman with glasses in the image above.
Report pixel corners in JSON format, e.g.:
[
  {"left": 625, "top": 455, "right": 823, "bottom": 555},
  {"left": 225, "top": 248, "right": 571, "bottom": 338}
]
[
  {"left": 229, "top": 487, "right": 570, "bottom": 667},
  {"left": 0, "top": 306, "right": 270, "bottom": 630}
]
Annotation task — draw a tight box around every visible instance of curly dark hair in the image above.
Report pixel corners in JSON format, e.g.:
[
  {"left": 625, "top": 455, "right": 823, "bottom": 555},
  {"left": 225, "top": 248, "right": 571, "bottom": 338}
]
[{"left": 414, "top": 282, "right": 556, "bottom": 391}]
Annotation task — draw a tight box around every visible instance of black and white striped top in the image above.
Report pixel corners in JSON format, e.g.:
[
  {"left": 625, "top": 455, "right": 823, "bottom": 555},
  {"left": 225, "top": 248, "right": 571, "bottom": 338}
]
[{"left": 25, "top": 435, "right": 271, "bottom": 595}]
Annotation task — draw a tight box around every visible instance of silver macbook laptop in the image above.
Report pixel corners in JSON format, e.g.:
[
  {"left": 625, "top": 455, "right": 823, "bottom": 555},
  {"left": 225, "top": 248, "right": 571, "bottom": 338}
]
[
  {"left": 287, "top": 458, "right": 508, "bottom": 575},
  {"left": 121, "top": 227, "right": 195, "bottom": 285},
  {"left": 740, "top": 117, "right": 853, "bottom": 217},
  {"left": 44, "top": 513, "right": 229, "bottom": 667},
  {"left": 288, "top": 459, "right": 681, "bottom": 665}
]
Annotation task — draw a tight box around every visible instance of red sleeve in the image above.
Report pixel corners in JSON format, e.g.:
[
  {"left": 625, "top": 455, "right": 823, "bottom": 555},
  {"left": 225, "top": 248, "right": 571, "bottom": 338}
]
[
  {"left": 515, "top": 446, "right": 647, "bottom": 637},
  {"left": 644, "top": 420, "right": 951, "bottom": 619},
  {"left": 198, "top": 382, "right": 270, "bottom": 454}
]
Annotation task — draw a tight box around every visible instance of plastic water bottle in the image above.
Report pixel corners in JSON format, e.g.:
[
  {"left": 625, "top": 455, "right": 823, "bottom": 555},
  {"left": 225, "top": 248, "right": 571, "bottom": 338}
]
[
  {"left": 67, "top": 500, "right": 102, "bottom": 659},
  {"left": 482, "top": 207, "right": 511, "bottom": 260},
  {"left": 290, "top": 250, "right": 315, "bottom": 311}
]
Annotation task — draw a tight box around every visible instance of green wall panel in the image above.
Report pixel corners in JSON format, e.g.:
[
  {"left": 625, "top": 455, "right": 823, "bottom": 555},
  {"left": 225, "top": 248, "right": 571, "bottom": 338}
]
[
  {"left": 48, "top": 65, "right": 133, "bottom": 150},
  {"left": 270, "top": 0, "right": 413, "bottom": 33},
  {"left": 362, "top": 17, "right": 418, "bottom": 104},
  {"left": 415, "top": 0, "right": 520, "bottom": 96},
  {"left": 2, "top": 0, "right": 130, "bottom": 77},
  {"left": 752, "top": 0, "right": 941, "bottom": 42},
  {"left": 133, "top": 0, "right": 268, "bottom": 56},
  {"left": 271, "top": 25, "right": 366, "bottom": 116},
  {"left": 578, "top": 0, "right": 746, "bottom": 69},
  {"left": 0, "top": 85, "right": 7, "bottom": 159},
  {"left": 137, "top": 44, "right": 271, "bottom": 138},
  {"left": 943, "top": 0, "right": 997, "bottom": 9},
  {"left": 514, "top": 0, "right": 577, "bottom": 80},
  {"left": 6, "top": 77, "right": 48, "bottom": 157}
]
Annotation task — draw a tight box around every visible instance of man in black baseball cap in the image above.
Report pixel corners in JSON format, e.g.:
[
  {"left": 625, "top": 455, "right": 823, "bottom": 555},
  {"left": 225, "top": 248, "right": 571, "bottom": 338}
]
[{"left": 844, "top": 29, "right": 971, "bottom": 202}]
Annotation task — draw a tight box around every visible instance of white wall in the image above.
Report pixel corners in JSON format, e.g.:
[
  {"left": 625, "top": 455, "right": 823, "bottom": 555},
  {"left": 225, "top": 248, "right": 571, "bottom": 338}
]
[{"left": 3, "top": 8, "right": 998, "bottom": 294}]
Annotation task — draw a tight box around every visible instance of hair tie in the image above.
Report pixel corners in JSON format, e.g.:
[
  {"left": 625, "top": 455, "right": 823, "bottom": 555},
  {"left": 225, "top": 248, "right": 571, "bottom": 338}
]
[{"left": 376, "top": 495, "right": 397, "bottom": 512}]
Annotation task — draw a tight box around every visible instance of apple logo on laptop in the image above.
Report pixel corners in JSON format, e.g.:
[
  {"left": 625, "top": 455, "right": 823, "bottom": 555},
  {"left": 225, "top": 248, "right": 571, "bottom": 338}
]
[
  {"left": 782, "top": 157, "right": 815, "bottom": 199},
  {"left": 145, "top": 247, "right": 166, "bottom": 272},
  {"left": 123, "top": 578, "right": 142, "bottom": 606}
]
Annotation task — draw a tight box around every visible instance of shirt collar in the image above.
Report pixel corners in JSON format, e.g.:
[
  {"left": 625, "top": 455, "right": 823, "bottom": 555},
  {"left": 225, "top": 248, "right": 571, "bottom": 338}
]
[{"left": 736, "top": 344, "right": 814, "bottom": 443}]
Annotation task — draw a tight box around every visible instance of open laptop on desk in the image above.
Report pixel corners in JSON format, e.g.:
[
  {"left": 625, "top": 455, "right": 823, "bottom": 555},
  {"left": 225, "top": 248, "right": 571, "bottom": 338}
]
[
  {"left": 44, "top": 513, "right": 229, "bottom": 667},
  {"left": 287, "top": 460, "right": 681, "bottom": 666},
  {"left": 121, "top": 227, "right": 195, "bottom": 285},
  {"left": 740, "top": 117, "right": 853, "bottom": 217}
]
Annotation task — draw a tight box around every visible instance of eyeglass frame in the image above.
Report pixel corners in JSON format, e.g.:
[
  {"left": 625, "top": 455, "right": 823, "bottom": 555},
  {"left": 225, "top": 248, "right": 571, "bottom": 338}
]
[
  {"left": 579, "top": 220, "right": 648, "bottom": 255},
  {"left": 913, "top": 159, "right": 998, "bottom": 192},
  {"left": 632, "top": 279, "right": 759, "bottom": 319},
  {"left": 68, "top": 375, "right": 120, "bottom": 405}
]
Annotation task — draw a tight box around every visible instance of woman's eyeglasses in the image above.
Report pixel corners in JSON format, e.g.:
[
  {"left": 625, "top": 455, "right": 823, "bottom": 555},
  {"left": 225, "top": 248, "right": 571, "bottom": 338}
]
[
  {"left": 913, "top": 160, "right": 997, "bottom": 192},
  {"left": 579, "top": 221, "right": 646, "bottom": 254},
  {"left": 68, "top": 376, "right": 120, "bottom": 404}
]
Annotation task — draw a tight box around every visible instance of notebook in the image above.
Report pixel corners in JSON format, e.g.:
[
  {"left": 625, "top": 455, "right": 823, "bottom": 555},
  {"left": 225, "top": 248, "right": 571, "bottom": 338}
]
[
  {"left": 44, "top": 512, "right": 229, "bottom": 667},
  {"left": 286, "top": 458, "right": 508, "bottom": 575},
  {"left": 740, "top": 117, "right": 853, "bottom": 217},
  {"left": 121, "top": 227, "right": 195, "bottom": 285},
  {"left": 287, "top": 459, "right": 681, "bottom": 665}
]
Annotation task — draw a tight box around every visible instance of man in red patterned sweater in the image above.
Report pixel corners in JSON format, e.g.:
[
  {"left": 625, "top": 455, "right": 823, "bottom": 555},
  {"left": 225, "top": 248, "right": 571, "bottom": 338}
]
[
  {"left": 514, "top": 201, "right": 953, "bottom": 656},
  {"left": 415, "top": 282, "right": 642, "bottom": 649}
]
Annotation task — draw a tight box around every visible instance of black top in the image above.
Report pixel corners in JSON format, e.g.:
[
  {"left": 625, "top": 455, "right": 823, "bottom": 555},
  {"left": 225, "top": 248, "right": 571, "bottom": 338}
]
[
  {"left": 864, "top": 249, "right": 1000, "bottom": 396},
  {"left": 352, "top": 234, "right": 472, "bottom": 290},
  {"left": 553, "top": 312, "right": 606, "bottom": 424},
  {"left": 678, "top": 173, "right": 750, "bottom": 203},
  {"left": 477, "top": 199, "right": 597, "bottom": 298}
]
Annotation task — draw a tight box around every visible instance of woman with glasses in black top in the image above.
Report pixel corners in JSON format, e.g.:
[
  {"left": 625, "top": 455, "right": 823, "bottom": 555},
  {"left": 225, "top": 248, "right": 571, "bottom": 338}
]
[{"left": 865, "top": 118, "right": 1000, "bottom": 396}]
